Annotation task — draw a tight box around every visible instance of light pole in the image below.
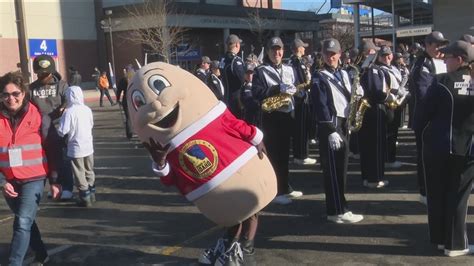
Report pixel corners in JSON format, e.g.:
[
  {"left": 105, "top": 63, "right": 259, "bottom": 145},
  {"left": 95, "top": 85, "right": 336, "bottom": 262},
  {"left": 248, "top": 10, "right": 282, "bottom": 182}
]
[{"left": 100, "top": 10, "right": 120, "bottom": 83}]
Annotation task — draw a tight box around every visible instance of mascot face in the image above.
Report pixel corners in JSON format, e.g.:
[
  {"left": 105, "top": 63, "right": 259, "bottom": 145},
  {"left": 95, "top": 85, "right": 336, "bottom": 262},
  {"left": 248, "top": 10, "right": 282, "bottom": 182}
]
[{"left": 127, "top": 62, "right": 218, "bottom": 145}]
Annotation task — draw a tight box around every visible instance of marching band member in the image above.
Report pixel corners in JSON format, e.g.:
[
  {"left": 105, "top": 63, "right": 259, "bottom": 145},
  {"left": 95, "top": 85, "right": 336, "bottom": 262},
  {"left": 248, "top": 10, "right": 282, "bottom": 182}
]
[
  {"left": 311, "top": 38, "right": 364, "bottom": 223},
  {"left": 410, "top": 31, "right": 449, "bottom": 203},
  {"left": 417, "top": 40, "right": 474, "bottom": 257},
  {"left": 378, "top": 49, "right": 409, "bottom": 169},
  {"left": 252, "top": 37, "right": 302, "bottom": 205},
  {"left": 359, "top": 46, "right": 393, "bottom": 189},
  {"left": 289, "top": 38, "right": 316, "bottom": 166}
]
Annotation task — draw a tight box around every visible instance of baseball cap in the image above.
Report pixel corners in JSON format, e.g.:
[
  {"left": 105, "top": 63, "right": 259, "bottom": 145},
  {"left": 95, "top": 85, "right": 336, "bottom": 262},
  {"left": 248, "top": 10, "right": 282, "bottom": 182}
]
[
  {"left": 210, "top": 60, "right": 220, "bottom": 70},
  {"left": 460, "top": 34, "right": 474, "bottom": 45},
  {"left": 226, "top": 34, "right": 242, "bottom": 45},
  {"left": 359, "top": 40, "right": 378, "bottom": 53},
  {"left": 267, "top": 37, "right": 284, "bottom": 49},
  {"left": 411, "top": 42, "right": 422, "bottom": 50},
  {"left": 349, "top": 48, "right": 359, "bottom": 60},
  {"left": 425, "top": 31, "right": 449, "bottom": 45},
  {"left": 378, "top": 45, "right": 392, "bottom": 56},
  {"left": 322, "top": 38, "right": 341, "bottom": 53},
  {"left": 292, "top": 38, "right": 309, "bottom": 49},
  {"left": 245, "top": 63, "right": 256, "bottom": 73},
  {"left": 201, "top": 56, "right": 211, "bottom": 64},
  {"left": 439, "top": 40, "right": 474, "bottom": 62},
  {"left": 33, "top": 54, "right": 56, "bottom": 74}
]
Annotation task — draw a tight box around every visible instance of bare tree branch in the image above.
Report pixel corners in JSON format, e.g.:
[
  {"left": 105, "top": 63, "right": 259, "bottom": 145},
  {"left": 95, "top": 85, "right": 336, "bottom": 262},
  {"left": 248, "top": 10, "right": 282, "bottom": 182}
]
[
  {"left": 245, "top": 4, "right": 281, "bottom": 48},
  {"left": 124, "top": 0, "right": 189, "bottom": 63}
]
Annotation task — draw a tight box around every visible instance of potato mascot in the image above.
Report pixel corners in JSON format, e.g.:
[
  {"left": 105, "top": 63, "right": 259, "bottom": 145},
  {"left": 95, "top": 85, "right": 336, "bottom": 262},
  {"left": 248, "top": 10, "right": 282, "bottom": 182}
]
[{"left": 127, "top": 62, "right": 277, "bottom": 226}]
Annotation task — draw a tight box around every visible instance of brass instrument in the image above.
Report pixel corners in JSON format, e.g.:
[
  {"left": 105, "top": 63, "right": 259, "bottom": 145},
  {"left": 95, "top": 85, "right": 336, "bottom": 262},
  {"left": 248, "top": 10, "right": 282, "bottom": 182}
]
[
  {"left": 261, "top": 62, "right": 312, "bottom": 113},
  {"left": 261, "top": 93, "right": 293, "bottom": 113},
  {"left": 385, "top": 68, "right": 410, "bottom": 110},
  {"left": 261, "top": 80, "right": 310, "bottom": 113},
  {"left": 385, "top": 92, "right": 409, "bottom": 110},
  {"left": 347, "top": 64, "right": 371, "bottom": 133}
]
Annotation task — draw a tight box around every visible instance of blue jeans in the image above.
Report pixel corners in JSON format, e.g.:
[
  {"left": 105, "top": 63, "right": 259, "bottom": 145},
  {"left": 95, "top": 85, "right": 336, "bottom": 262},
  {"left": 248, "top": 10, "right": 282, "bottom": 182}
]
[{"left": 4, "top": 179, "right": 47, "bottom": 266}]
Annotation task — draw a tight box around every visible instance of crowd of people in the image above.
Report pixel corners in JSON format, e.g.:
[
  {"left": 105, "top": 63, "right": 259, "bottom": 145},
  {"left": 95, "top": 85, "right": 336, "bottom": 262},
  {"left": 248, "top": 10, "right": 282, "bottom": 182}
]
[
  {"left": 0, "top": 54, "right": 97, "bottom": 265},
  {"left": 190, "top": 31, "right": 474, "bottom": 264},
  {"left": 0, "top": 29, "right": 473, "bottom": 265}
]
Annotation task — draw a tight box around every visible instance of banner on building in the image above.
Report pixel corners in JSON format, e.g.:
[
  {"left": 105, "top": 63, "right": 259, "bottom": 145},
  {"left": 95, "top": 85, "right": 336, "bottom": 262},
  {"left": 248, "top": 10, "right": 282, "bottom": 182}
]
[{"left": 396, "top": 26, "right": 432, "bottom": 37}]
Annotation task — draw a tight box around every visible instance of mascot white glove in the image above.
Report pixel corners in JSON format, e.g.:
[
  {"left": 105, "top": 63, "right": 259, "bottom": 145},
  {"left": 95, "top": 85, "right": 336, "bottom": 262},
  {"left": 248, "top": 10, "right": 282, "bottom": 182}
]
[
  {"left": 280, "top": 83, "right": 297, "bottom": 95},
  {"left": 328, "top": 132, "right": 344, "bottom": 151}
]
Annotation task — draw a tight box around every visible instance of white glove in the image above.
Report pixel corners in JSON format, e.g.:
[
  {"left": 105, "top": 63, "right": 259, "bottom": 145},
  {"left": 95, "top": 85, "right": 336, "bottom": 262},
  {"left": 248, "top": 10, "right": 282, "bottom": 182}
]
[
  {"left": 356, "top": 85, "right": 364, "bottom": 96},
  {"left": 280, "top": 83, "right": 297, "bottom": 95},
  {"left": 328, "top": 132, "right": 344, "bottom": 151},
  {"left": 397, "top": 87, "right": 408, "bottom": 97}
]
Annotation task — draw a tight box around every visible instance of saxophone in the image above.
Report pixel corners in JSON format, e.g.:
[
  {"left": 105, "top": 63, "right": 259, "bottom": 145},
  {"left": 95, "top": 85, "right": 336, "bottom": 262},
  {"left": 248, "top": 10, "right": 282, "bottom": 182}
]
[
  {"left": 261, "top": 81, "right": 311, "bottom": 113},
  {"left": 347, "top": 65, "right": 371, "bottom": 133},
  {"left": 261, "top": 62, "right": 311, "bottom": 113},
  {"left": 261, "top": 93, "right": 293, "bottom": 113}
]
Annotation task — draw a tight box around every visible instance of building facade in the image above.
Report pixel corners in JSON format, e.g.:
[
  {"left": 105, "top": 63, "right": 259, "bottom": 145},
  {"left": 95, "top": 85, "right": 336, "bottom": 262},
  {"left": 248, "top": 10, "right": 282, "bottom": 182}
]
[{"left": 0, "top": 0, "right": 99, "bottom": 83}]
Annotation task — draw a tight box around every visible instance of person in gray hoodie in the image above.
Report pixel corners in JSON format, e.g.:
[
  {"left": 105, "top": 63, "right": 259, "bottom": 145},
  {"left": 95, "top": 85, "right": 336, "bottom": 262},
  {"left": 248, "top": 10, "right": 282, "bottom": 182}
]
[
  {"left": 58, "top": 86, "right": 96, "bottom": 207},
  {"left": 30, "top": 55, "right": 74, "bottom": 199}
]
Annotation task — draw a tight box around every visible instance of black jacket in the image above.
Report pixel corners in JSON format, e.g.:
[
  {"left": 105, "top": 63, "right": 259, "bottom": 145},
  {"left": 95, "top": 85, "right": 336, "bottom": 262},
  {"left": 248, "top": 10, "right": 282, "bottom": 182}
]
[{"left": 418, "top": 67, "right": 474, "bottom": 158}]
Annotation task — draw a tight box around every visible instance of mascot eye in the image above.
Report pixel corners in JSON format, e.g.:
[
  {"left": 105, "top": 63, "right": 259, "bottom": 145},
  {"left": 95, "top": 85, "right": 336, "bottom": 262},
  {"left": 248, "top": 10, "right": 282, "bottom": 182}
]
[
  {"left": 148, "top": 75, "right": 170, "bottom": 95},
  {"left": 131, "top": 90, "right": 146, "bottom": 110}
]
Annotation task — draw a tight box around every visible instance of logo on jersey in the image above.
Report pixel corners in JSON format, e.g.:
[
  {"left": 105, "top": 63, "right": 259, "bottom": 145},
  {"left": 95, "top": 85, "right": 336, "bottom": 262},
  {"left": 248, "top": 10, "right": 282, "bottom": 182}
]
[
  {"left": 178, "top": 140, "right": 218, "bottom": 179},
  {"left": 32, "top": 85, "right": 58, "bottom": 99},
  {"left": 454, "top": 75, "right": 473, "bottom": 96}
]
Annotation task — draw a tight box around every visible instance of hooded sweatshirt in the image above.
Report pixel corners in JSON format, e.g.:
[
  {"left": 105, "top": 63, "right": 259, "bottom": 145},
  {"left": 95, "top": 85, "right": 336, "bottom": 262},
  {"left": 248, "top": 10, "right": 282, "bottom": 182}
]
[{"left": 58, "top": 86, "right": 94, "bottom": 158}]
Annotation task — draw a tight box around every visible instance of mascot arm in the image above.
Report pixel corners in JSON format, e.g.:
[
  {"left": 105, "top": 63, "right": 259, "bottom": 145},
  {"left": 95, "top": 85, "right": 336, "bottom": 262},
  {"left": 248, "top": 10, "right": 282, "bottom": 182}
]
[
  {"left": 151, "top": 161, "right": 175, "bottom": 186},
  {"left": 223, "top": 111, "right": 263, "bottom": 145}
]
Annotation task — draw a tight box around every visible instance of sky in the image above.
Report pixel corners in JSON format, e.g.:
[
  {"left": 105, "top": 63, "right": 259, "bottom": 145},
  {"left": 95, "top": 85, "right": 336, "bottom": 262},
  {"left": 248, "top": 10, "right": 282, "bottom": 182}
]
[{"left": 281, "top": 0, "right": 332, "bottom": 13}]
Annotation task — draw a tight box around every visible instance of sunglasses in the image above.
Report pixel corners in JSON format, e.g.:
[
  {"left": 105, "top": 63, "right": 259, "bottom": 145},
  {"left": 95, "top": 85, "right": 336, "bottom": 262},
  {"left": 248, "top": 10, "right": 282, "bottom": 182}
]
[{"left": 1, "top": 91, "right": 23, "bottom": 99}]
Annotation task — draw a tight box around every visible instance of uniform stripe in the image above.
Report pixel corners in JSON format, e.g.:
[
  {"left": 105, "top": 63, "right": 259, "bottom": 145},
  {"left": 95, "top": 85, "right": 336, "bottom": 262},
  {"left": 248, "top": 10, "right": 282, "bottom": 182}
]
[{"left": 327, "top": 142, "right": 342, "bottom": 214}]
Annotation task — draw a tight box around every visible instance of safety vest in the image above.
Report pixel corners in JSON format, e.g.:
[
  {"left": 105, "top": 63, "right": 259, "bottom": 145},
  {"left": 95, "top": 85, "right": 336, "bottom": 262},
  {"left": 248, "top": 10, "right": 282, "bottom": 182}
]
[{"left": 0, "top": 104, "right": 48, "bottom": 181}]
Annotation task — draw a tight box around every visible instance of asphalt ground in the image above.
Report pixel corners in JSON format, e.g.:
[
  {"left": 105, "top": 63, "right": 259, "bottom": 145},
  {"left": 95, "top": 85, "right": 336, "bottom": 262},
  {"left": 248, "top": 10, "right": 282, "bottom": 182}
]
[{"left": 0, "top": 96, "right": 473, "bottom": 265}]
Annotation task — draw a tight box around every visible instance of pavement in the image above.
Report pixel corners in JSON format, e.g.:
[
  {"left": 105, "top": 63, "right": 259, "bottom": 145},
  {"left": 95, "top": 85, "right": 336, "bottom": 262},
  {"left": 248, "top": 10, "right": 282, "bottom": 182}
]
[{"left": 0, "top": 99, "right": 473, "bottom": 265}]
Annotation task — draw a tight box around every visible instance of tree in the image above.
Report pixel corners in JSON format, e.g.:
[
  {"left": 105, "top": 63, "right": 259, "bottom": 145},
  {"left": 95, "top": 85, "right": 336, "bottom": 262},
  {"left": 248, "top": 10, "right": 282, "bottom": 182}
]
[
  {"left": 244, "top": 0, "right": 279, "bottom": 48},
  {"left": 331, "top": 22, "right": 355, "bottom": 52},
  {"left": 124, "top": 0, "right": 188, "bottom": 63}
]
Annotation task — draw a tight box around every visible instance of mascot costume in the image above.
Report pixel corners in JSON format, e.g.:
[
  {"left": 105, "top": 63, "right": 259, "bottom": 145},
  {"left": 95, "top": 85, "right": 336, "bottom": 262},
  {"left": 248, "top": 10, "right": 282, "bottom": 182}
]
[{"left": 127, "top": 62, "right": 277, "bottom": 265}]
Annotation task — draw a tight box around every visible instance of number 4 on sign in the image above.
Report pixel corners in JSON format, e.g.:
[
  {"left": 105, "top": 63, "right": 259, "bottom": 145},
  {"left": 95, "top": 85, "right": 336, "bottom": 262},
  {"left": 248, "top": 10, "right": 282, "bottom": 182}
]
[{"left": 40, "top": 40, "right": 47, "bottom": 51}]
